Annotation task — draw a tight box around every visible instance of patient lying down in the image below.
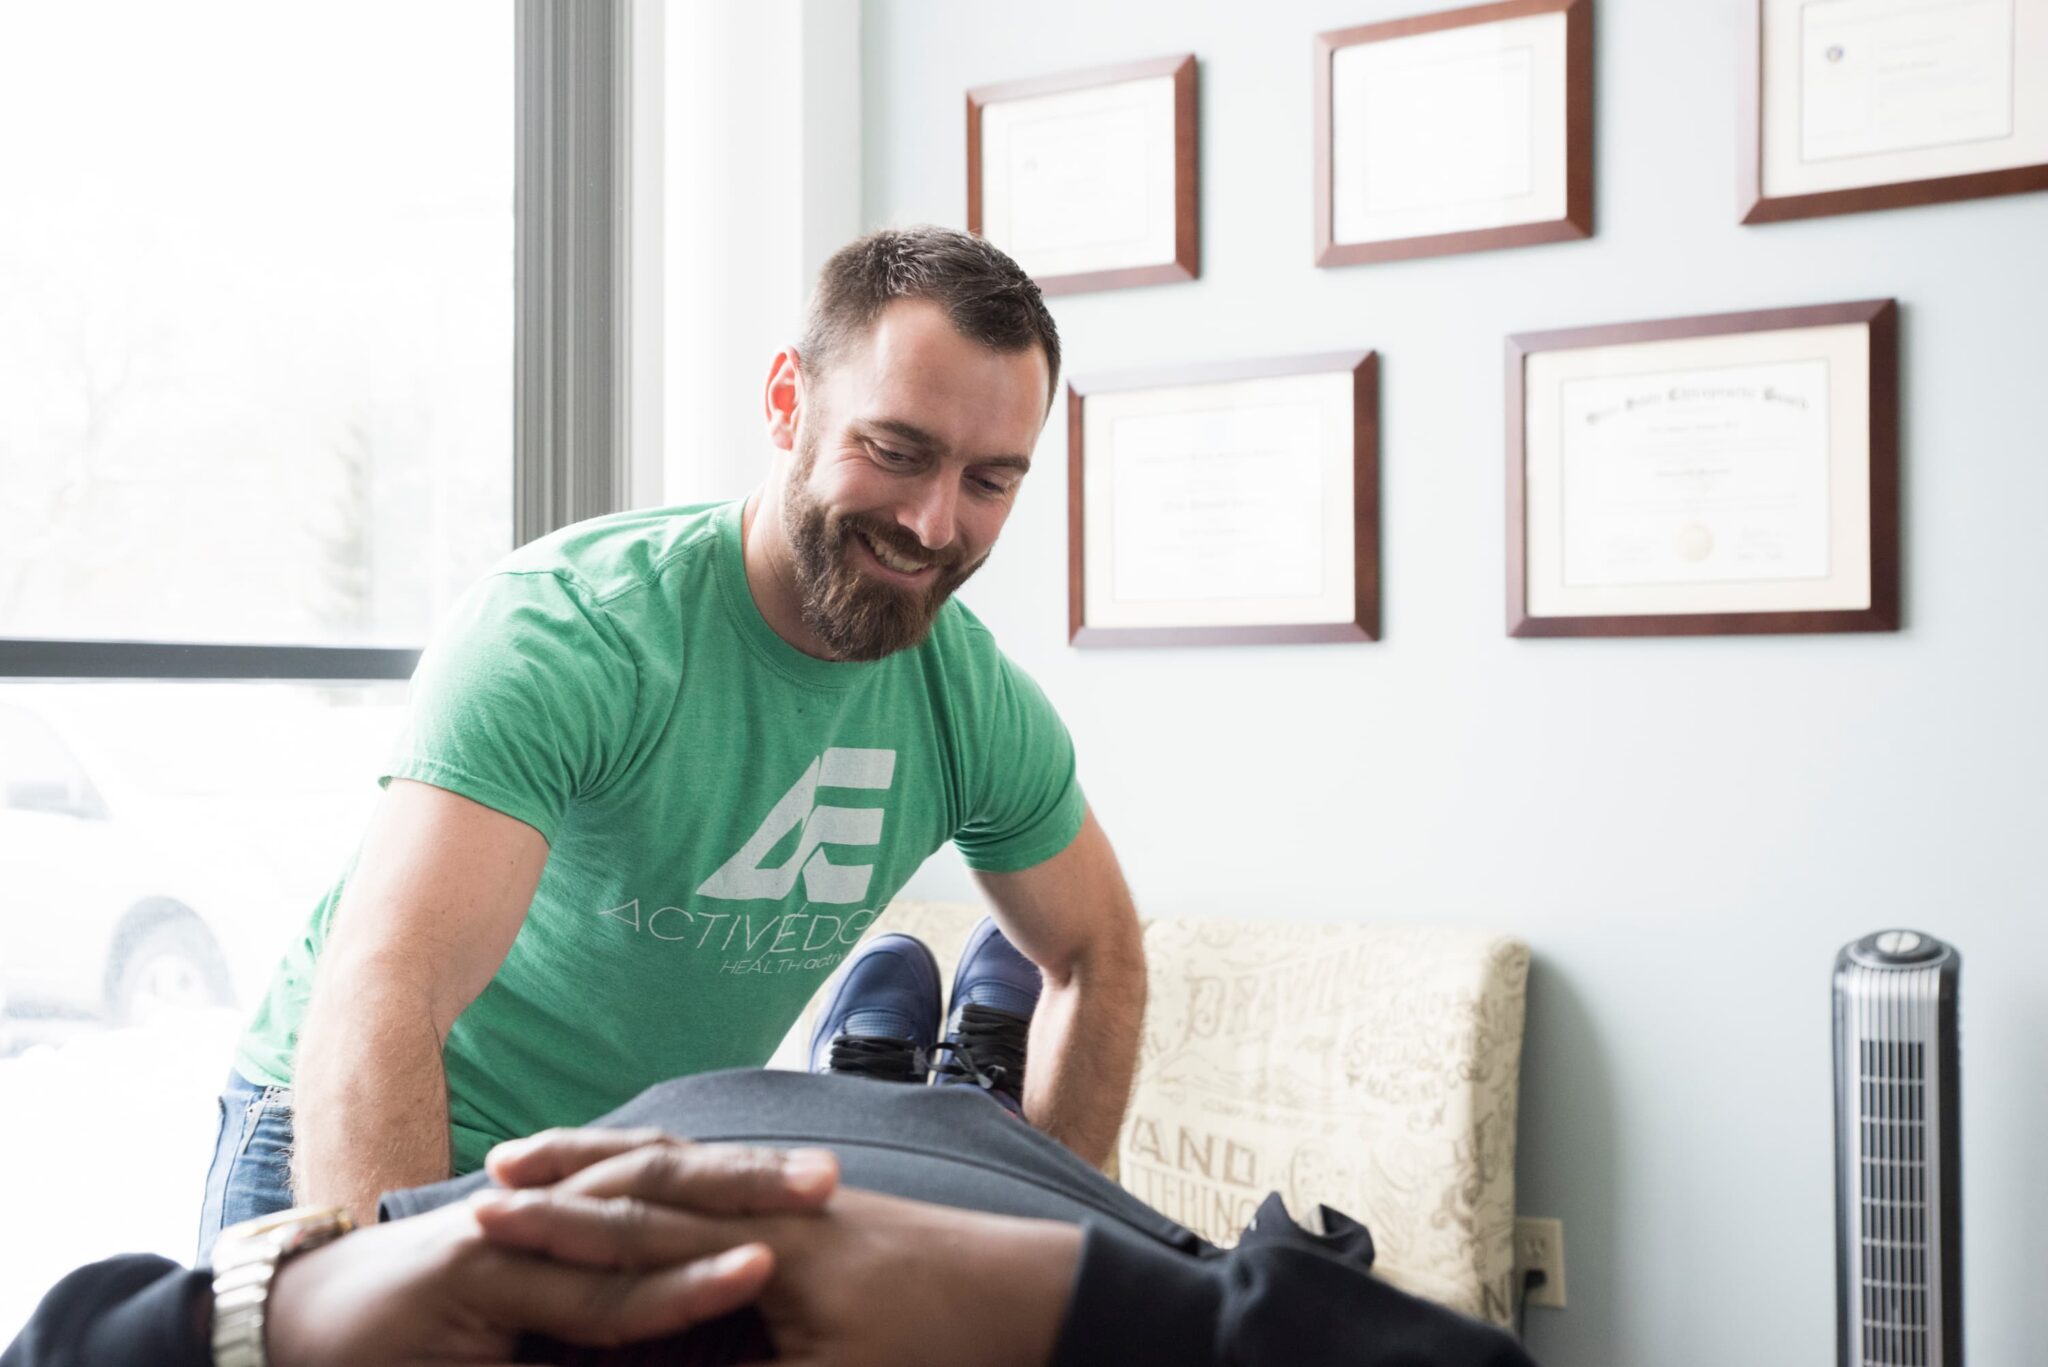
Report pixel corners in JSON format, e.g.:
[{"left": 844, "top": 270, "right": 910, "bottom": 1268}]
[{"left": 10, "top": 1068, "right": 1536, "bottom": 1367}]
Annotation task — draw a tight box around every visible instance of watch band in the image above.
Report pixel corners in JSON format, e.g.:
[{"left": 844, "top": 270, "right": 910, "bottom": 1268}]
[{"left": 209, "top": 1206, "right": 353, "bottom": 1367}]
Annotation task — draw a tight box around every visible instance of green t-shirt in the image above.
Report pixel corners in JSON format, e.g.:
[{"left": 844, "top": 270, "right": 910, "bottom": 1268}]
[{"left": 236, "top": 500, "right": 1085, "bottom": 1173}]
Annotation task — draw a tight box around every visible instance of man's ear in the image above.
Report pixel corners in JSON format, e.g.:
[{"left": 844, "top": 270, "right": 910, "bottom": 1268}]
[{"left": 763, "top": 348, "right": 803, "bottom": 453}]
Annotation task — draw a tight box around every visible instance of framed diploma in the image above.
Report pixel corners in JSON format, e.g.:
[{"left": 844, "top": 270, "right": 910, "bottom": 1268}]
[
  {"left": 1743, "top": 0, "right": 2048, "bottom": 222},
  {"left": 968, "top": 54, "right": 1198, "bottom": 296},
  {"left": 1314, "top": 0, "right": 1593, "bottom": 267},
  {"left": 1068, "top": 352, "right": 1379, "bottom": 647},
  {"left": 1507, "top": 299, "right": 1899, "bottom": 637}
]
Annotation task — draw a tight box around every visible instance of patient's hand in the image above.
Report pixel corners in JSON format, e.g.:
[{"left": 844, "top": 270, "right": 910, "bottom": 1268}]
[
  {"left": 485, "top": 1124, "right": 842, "bottom": 1214},
  {"left": 264, "top": 1135, "right": 836, "bottom": 1366},
  {"left": 480, "top": 1128, "right": 1084, "bottom": 1367}
]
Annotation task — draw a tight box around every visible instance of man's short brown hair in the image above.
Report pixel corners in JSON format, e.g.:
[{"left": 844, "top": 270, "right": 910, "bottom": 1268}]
[{"left": 797, "top": 226, "right": 1061, "bottom": 407}]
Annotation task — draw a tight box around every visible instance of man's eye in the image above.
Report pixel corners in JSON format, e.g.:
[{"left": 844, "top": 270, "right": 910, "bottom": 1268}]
[
  {"left": 870, "top": 443, "right": 915, "bottom": 466},
  {"left": 970, "top": 476, "right": 1012, "bottom": 497}
]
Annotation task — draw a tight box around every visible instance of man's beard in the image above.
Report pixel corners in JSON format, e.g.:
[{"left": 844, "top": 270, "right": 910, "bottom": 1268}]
[{"left": 780, "top": 430, "right": 988, "bottom": 662}]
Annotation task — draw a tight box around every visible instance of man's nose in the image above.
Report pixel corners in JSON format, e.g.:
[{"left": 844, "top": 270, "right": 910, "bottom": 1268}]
[{"left": 899, "top": 472, "right": 959, "bottom": 552}]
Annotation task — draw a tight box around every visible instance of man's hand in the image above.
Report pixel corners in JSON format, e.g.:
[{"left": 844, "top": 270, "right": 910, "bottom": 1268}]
[
  {"left": 263, "top": 1137, "right": 839, "bottom": 1366},
  {"left": 477, "top": 1129, "right": 1083, "bottom": 1367}
]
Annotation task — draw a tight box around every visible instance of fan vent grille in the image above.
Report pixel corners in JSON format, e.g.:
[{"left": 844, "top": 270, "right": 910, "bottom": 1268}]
[{"left": 1857, "top": 1035, "right": 1930, "bottom": 1364}]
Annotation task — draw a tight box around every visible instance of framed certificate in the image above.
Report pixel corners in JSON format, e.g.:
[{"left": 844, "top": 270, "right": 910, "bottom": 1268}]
[
  {"left": 1314, "top": 0, "right": 1593, "bottom": 267},
  {"left": 968, "top": 54, "right": 1198, "bottom": 295},
  {"left": 1743, "top": 0, "right": 2048, "bottom": 222},
  {"left": 1068, "top": 352, "right": 1379, "bottom": 648},
  {"left": 1508, "top": 300, "right": 1899, "bottom": 637}
]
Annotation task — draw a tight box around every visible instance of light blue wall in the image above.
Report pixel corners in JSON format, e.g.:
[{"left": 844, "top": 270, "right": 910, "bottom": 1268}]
[{"left": 865, "top": 1, "right": 2048, "bottom": 1363}]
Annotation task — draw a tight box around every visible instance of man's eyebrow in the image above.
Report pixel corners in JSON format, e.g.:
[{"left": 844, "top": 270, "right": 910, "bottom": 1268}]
[
  {"left": 862, "top": 417, "right": 1032, "bottom": 471},
  {"left": 862, "top": 417, "right": 944, "bottom": 451}
]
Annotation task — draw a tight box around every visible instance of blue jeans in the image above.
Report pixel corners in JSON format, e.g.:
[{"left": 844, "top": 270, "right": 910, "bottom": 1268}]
[{"left": 196, "top": 1069, "right": 296, "bottom": 1265}]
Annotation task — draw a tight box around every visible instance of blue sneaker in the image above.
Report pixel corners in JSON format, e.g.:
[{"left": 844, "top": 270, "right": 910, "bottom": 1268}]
[
  {"left": 933, "top": 917, "right": 1041, "bottom": 1115},
  {"left": 808, "top": 933, "right": 940, "bottom": 1084}
]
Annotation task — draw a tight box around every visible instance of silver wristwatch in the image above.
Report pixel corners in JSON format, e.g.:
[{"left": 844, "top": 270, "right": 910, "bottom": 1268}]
[{"left": 209, "top": 1206, "right": 354, "bottom": 1367}]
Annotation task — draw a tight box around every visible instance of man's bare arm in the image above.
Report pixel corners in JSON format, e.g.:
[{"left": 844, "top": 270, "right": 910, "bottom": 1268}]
[
  {"left": 973, "top": 807, "right": 1146, "bottom": 1168},
  {"left": 291, "top": 778, "right": 549, "bottom": 1225}
]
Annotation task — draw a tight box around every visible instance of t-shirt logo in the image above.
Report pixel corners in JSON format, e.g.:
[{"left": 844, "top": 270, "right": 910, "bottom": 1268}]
[{"left": 695, "top": 747, "right": 897, "bottom": 905}]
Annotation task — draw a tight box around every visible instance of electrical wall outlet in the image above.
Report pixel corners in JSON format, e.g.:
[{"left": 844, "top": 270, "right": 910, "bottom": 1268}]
[{"left": 1514, "top": 1216, "right": 1567, "bottom": 1309}]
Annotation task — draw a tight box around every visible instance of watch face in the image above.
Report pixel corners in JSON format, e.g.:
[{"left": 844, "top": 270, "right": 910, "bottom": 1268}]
[
  {"left": 220, "top": 1209, "right": 312, "bottom": 1243},
  {"left": 218, "top": 1205, "right": 354, "bottom": 1257}
]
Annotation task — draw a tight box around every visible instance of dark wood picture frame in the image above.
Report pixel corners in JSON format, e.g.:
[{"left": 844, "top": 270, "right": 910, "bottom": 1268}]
[
  {"left": 1068, "top": 351, "right": 1379, "bottom": 648},
  {"left": 1506, "top": 298, "right": 1900, "bottom": 638},
  {"left": 1740, "top": 2, "right": 2048, "bottom": 224},
  {"left": 1314, "top": 0, "right": 1593, "bottom": 267},
  {"left": 967, "top": 53, "right": 1199, "bottom": 296}
]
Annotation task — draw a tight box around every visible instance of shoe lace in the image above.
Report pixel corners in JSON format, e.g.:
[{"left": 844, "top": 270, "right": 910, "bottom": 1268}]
[
  {"left": 826, "top": 1033, "right": 928, "bottom": 1084},
  {"left": 935, "top": 1003, "right": 1031, "bottom": 1096}
]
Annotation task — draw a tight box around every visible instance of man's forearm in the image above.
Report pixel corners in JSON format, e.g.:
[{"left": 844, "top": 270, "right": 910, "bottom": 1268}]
[
  {"left": 292, "top": 964, "right": 454, "bottom": 1224},
  {"left": 1022, "top": 939, "right": 1145, "bottom": 1168}
]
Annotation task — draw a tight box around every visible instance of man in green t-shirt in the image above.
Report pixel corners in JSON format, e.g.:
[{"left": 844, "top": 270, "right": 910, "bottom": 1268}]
[{"left": 200, "top": 226, "right": 1145, "bottom": 1247}]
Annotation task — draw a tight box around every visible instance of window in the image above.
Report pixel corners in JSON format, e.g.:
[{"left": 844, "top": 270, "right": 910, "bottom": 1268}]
[
  {"left": 0, "top": 0, "right": 520, "bottom": 1334},
  {"left": 0, "top": 1, "right": 513, "bottom": 651},
  {"left": 0, "top": 707, "right": 107, "bottom": 820}
]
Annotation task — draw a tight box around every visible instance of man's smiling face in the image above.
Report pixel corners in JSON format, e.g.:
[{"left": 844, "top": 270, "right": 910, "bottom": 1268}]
[{"left": 780, "top": 298, "right": 1050, "bottom": 661}]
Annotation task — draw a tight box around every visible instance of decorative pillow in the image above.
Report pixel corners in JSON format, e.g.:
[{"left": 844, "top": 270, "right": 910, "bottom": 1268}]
[{"left": 1124, "top": 920, "right": 1529, "bottom": 1325}]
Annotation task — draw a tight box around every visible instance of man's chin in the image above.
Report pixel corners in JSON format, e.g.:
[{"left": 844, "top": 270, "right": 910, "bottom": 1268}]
[
  {"left": 802, "top": 578, "right": 943, "bottom": 661},
  {"left": 808, "top": 613, "right": 935, "bottom": 663}
]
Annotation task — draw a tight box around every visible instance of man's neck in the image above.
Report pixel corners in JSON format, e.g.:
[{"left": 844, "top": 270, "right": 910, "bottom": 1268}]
[{"left": 739, "top": 489, "right": 841, "bottom": 661}]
